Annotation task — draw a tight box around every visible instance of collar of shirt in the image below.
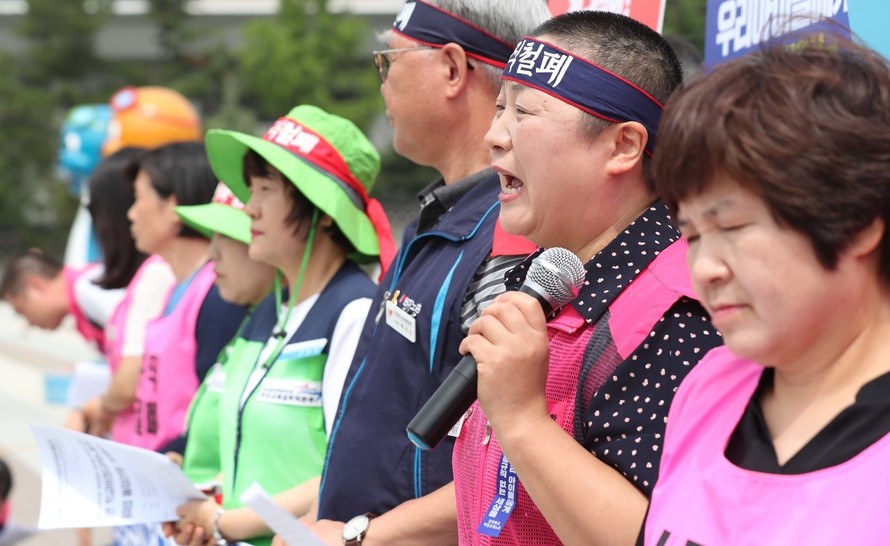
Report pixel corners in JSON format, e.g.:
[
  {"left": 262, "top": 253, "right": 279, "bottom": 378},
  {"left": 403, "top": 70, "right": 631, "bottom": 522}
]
[
  {"left": 416, "top": 168, "right": 493, "bottom": 234},
  {"left": 505, "top": 202, "right": 679, "bottom": 324}
]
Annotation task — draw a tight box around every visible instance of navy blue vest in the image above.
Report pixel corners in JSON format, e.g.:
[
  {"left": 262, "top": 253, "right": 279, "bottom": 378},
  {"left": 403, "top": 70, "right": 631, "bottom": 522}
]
[
  {"left": 319, "top": 173, "right": 502, "bottom": 520},
  {"left": 240, "top": 261, "right": 375, "bottom": 348},
  {"left": 228, "top": 261, "right": 376, "bottom": 489}
]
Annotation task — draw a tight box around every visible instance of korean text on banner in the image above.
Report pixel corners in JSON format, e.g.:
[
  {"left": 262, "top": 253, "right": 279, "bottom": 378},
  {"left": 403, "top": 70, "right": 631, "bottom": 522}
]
[{"left": 704, "top": 0, "right": 850, "bottom": 66}]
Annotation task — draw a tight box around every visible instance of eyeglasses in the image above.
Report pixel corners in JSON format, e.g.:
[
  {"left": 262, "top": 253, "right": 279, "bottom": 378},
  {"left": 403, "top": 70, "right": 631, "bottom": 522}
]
[{"left": 372, "top": 46, "right": 434, "bottom": 82}]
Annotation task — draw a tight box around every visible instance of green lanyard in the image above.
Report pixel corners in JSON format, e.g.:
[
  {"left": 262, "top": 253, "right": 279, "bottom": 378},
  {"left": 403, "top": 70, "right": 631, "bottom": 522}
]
[
  {"left": 239, "top": 209, "right": 319, "bottom": 411},
  {"left": 231, "top": 210, "right": 320, "bottom": 488}
]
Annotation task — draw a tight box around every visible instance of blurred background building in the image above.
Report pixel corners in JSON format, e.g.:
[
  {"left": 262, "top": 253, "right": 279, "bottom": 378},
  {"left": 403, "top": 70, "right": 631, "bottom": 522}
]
[{"left": 0, "top": 1, "right": 403, "bottom": 58}]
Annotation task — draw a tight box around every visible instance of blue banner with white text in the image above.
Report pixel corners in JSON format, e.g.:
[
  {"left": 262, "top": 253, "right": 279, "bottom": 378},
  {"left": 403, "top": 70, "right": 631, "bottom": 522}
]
[{"left": 704, "top": 0, "right": 850, "bottom": 66}]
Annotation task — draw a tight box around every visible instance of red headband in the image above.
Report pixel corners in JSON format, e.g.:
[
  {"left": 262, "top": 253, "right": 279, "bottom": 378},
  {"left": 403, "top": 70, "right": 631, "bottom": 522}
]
[{"left": 263, "top": 117, "right": 396, "bottom": 272}]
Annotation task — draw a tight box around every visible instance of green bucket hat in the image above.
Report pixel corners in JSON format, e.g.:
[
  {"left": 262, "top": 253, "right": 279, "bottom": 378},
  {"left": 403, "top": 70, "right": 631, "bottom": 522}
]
[
  {"left": 175, "top": 182, "right": 251, "bottom": 245},
  {"left": 204, "top": 104, "right": 395, "bottom": 268}
]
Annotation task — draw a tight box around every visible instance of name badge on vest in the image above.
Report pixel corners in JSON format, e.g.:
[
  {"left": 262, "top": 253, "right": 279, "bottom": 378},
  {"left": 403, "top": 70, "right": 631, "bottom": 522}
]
[
  {"left": 256, "top": 378, "right": 322, "bottom": 407},
  {"left": 278, "top": 338, "right": 327, "bottom": 361},
  {"left": 385, "top": 300, "right": 416, "bottom": 343}
]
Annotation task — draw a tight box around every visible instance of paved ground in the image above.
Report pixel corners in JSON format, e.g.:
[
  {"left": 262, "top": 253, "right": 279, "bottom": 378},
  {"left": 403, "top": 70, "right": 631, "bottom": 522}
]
[{"left": 0, "top": 303, "right": 113, "bottom": 546}]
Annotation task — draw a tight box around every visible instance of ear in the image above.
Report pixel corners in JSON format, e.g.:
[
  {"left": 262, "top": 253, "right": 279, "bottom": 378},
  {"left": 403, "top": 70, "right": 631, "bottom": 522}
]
[
  {"left": 163, "top": 194, "right": 181, "bottom": 221},
  {"left": 604, "top": 121, "right": 648, "bottom": 177},
  {"left": 318, "top": 214, "right": 336, "bottom": 229},
  {"left": 440, "top": 43, "right": 472, "bottom": 99},
  {"left": 25, "top": 274, "right": 49, "bottom": 292},
  {"left": 848, "top": 216, "right": 885, "bottom": 259}
]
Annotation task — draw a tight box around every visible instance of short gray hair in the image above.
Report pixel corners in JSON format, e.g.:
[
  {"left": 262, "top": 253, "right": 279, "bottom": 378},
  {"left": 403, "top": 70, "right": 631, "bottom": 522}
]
[{"left": 424, "top": 0, "right": 552, "bottom": 93}]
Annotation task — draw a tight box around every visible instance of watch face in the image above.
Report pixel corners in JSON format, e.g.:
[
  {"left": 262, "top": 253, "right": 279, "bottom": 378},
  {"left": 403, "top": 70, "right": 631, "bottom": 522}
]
[{"left": 342, "top": 514, "right": 370, "bottom": 540}]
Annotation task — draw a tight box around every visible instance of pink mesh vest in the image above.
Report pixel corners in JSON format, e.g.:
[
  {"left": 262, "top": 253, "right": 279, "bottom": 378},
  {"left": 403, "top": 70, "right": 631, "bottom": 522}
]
[
  {"left": 645, "top": 347, "right": 890, "bottom": 545},
  {"left": 454, "top": 305, "right": 590, "bottom": 545},
  {"left": 454, "top": 242, "right": 694, "bottom": 545},
  {"left": 63, "top": 264, "right": 107, "bottom": 353},
  {"left": 113, "top": 261, "right": 215, "bottom": 450},
  {"left": 105, "top": 255, "right": 171, "bottom": 443}
]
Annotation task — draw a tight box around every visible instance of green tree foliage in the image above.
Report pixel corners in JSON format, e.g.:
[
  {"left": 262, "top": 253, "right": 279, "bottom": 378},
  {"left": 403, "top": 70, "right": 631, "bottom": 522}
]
[
  {"left": 3, "top": 0, "right": 115, "bottom": 256},
  {"left": 147, "top": 0, "right": 192, "bottom": 62},
  {"left": 18, "top": 0, "right": 111, "bottom": 88},
  {"left": 204, "top": 74, "right": 260, "bottom": 134},
  {"left": 663, "top": 0, "right": 708, "bottom": 51},
  {"left": 0, "top": 54, "right": 75, "bottom": 255},
  {"left": 135, "top": 0, "right": 254, "bottom": 130},
  {"left": 238, "top": 0, "right": 381, "bottom": 130}
]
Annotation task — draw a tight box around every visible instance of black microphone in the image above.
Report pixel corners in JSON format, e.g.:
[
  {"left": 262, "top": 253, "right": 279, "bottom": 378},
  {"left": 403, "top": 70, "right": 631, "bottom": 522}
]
[{"left": 406, "top": 247, "right": 586, "bottom": 450}]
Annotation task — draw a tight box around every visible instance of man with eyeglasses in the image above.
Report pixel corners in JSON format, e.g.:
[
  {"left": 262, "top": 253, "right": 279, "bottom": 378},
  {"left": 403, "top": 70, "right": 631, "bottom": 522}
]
[{"left": 299, "top": 1, "right": 551, "bottom": 545}]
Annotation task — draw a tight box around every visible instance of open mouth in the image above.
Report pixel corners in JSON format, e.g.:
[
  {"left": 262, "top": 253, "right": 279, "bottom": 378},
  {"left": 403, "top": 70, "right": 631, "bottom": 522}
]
[{"left": 502, "top": 174, "right": 524, "bottom": 194}]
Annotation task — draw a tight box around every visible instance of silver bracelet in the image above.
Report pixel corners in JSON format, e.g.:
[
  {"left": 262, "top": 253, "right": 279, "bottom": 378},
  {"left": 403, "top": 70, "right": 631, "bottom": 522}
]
[{"left": 212, "top": 507, "right": 227, "bottom": 546}]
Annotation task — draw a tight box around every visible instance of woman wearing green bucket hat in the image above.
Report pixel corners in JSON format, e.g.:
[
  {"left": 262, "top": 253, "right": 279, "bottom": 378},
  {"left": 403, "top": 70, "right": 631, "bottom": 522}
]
[
  {"left": 167, "top": 105, "right": 394, "bottom": 546},
  {"left": 166, "top": 182, "right": 276, "bottom": 489}
]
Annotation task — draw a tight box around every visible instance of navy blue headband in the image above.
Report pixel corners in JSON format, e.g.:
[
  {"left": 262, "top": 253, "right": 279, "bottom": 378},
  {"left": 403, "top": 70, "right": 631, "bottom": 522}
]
[
  {"left": 502, "top": 37, "right": 664, "bottom": 156},
  {"left": 392, "top": 0, "right": 515, "bottom": 68}
]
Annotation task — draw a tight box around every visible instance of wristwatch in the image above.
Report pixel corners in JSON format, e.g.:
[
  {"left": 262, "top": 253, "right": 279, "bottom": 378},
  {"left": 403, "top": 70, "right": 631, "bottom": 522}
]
[
  {"left": 212, "top": 507, "right": 227, "bottom": 546},
  {"left": 342, "top": 513, "right": 374, "bottom": 545}
]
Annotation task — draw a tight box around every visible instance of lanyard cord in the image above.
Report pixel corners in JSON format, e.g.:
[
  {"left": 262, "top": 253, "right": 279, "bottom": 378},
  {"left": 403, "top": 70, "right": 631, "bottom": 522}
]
[
  {"left": 232, "top": 209, "right": 320, "bottom": 488},
  {"left": 238, "top": 208, "right": 322, "bottom": 414},
  {"left": 264, "top": 206, "right": 319, "bottom": 369},
  {"left": 236, "top": 209, "right": 321, "bottom": 413}
]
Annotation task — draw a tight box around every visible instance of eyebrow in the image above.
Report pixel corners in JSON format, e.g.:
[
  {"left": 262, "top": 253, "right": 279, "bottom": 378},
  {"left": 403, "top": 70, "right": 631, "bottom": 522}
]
[
  {"left": 702, "top": 197, "right": 738, "bottom": 218},
  {"left": 506, "top": 81, "right": 527, "bottom": 95},
  {"left": 677, "top": 196, "right": 739, "bottom": 228}
]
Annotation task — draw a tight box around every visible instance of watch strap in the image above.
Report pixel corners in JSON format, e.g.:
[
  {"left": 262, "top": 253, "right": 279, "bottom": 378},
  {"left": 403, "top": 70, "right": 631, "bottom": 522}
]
[
  {"left": 343, "top": 512, "right": 376, "bottom": 546},
  {"left": 212, "top": 507, "right": 227, "bottom": 546}
]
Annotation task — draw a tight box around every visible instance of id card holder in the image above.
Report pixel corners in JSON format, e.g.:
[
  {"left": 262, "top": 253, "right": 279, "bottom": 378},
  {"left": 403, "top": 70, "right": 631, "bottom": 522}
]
[{"left": 385, "top": 300, "right": 416, "bottom": 343}]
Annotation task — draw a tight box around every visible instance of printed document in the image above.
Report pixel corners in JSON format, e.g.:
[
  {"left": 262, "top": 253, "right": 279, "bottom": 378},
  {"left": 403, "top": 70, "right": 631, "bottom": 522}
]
[
  {"left": 32, "top": 426, "right": 204, "bottom": 529},
  {"left": 240, "top": 482, "right": 324, "bottom": 546}
]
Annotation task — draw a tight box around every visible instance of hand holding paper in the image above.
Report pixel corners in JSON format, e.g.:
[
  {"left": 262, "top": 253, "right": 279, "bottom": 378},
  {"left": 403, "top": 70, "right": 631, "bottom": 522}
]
[
  {"left": 31, "top": 426, "right": 205, "bottom": 529},
  {"left": 240, "top": 482, "right": 324, "bottom": 546}
]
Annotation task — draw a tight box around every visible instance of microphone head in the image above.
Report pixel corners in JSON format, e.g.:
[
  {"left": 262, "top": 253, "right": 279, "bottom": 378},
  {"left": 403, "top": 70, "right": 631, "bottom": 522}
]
[{"left": 525, "top": 247, "right": 586, "bottom": 311}]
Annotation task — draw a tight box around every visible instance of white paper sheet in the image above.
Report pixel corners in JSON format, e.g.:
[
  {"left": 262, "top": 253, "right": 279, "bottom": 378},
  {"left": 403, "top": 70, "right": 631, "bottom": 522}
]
[
  {"left": 65, "top": 360, "right": 112, "bottom": 408},
  {"left": 31, "top": 426, "right": 205, "bottom": 529},
  {"left": 240, "top": 482, "right": 324, "bottom": 546}
]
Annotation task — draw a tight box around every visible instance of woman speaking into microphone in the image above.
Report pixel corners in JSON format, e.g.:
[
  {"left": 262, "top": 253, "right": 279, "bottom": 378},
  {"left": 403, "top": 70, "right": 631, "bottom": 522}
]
[{"left": 449, "top": 11, "right": 721, "bottom": 546}]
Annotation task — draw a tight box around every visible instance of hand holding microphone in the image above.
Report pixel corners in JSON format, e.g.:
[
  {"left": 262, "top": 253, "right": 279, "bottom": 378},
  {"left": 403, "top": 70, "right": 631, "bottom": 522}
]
[{"left": 406, "top": 247, "right": 586, "bottom": 450}]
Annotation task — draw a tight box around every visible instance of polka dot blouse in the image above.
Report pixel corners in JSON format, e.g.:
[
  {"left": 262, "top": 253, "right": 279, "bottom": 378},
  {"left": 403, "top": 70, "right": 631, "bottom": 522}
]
[{"left": 505, "top": 203, "right": 722, "bottom": 495}]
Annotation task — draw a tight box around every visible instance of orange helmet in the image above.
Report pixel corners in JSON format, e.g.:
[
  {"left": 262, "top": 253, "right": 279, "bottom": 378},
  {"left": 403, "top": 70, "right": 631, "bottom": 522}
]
[{"left": 102, "top": 86, "right": 202, "bottom": 156}]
